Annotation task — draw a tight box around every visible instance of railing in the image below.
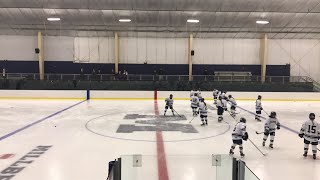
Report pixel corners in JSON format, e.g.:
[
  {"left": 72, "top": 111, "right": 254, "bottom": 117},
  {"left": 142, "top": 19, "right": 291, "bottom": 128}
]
[{"left": 2, "top": 73, "right": 315, "bottom": 84}]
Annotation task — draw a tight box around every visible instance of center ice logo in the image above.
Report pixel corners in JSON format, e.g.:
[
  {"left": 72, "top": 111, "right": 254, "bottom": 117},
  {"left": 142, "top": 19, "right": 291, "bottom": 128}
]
[{"left": 116, "top": 114, "right": 198, "bottom": 133}]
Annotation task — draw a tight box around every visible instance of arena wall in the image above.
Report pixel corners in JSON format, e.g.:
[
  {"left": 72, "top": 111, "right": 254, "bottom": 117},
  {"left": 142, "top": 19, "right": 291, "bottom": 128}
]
[{"left": 0, "top": 90, "right": 320, "bottom": 101}]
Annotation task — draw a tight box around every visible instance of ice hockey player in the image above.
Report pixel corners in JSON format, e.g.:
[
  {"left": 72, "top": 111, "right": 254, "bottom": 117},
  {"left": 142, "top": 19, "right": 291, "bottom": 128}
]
[
  {"left": 197, "top": 89, "right": 202, "bottom": 98},
  {"left": 299, "top": 113, "right": 320, "bottom": 160},
  {"left": 255, "top": 95, "right": 263, "bottom": 121},
  {"left": 229, "top": 117, "right": 248, "bottom": 158},
  {"left": 228, "top": 95, "right": 237, "bottom": 118},
  {"left": 164, "top": 94, "right": 174, "bottom": 116},
  {"left": 216, "top": 96, "right": 225, "bottom": 122},
  {"left": 213, "top": 89, "right": 219, "bottom": 104},
  {"left": 220, "top": 91, "right": 227, "bottom": 99},
  {"left": 262, "top": 111, "right": 280, "bottom": 149},
  {"left": 191, "top": 93, "right": 200, "bottom": 116},
  {"left": 199, "top": 98, "right": 208, "bottom": 126},
  {"left": 190, "top": 89, "right": 195, "bottom": 98}
]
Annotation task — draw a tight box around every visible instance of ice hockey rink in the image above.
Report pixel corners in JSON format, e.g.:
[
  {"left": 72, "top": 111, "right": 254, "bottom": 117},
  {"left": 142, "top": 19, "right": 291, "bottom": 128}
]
[{"left": 0, "top": 90, "right": 319, "bottom": 180}]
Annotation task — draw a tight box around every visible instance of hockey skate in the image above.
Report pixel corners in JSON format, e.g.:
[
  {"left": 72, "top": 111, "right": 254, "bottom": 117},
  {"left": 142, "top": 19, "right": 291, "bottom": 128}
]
[
  {"left": 313, "top": 154, "right": 317, "bottom": 160},
  {"left": 269, "top": 144, "right": 273, "bottom": 149},
  {"left": 262, "top": 141, "right": 265, "bottom": 147},
  {"left": 201, "top": 122, "right": 206, "bottom": 126},
  {"left": 205, "top": 121, "right": 208, "bottom": 125},
  {"left": 303, "top": 152, "right": 307, "bottom": 157},
  {"left": 240, "top": 152, "right": 245, "bottom": 158}
]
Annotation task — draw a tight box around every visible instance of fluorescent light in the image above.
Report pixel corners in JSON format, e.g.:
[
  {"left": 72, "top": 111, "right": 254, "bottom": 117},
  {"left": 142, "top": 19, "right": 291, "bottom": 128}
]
[
  {"left": 47, "top": 17, "right": 61, "bottom": 21},
  {"left": 187, "top": 19, "right": 199, "bottom": 23},
  {"left": 256, "top": 20, "right": 269, "bottom": 25},
  {"left": 119, "top": 19, "right": 131, "bottom": 22}
]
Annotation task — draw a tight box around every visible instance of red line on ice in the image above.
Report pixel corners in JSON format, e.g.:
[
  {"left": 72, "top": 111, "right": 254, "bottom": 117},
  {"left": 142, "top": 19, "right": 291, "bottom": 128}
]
[{"left": 154, "top": 89, "right": 169, "bottom": 180}]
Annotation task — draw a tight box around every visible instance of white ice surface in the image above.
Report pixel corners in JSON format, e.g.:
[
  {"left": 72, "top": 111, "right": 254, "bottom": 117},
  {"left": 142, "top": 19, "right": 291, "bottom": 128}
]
[{"left": 0, "top": 99, "right": 319, "bottom": 180}]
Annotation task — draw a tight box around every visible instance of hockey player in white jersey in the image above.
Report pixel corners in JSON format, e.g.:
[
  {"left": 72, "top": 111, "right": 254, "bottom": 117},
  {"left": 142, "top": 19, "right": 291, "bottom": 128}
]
[
  {"left": 229, "top": 117, "right": 249, "bottom": 158},
  {"left": 228, "top": 95, "right": 237, "bottom": 118},
  {"left": 190, "top": 90, "right": 195, "bottom": 98},
  {"left": 199, "top": 98, "right": 208, "bottom": 126},
  {"left": 164, "top": 94, "right": 174, "bottom": 116},
  {"left": 299, "top": 113, "right": 320, "bottom": 160},
  {"left": 197, "top": 89, "right": 202, "bottom": 98},
  {"left": 220, "top": 91, "right": 227, "bottom": 99},
  {"left": 191, "top": 93, "right": 200, "bottom": 116},
  {"left": 213, "top": 89, "right": 219, "bottom": 104},
  {"left": 216, "top": 96, "right": 224, "bottom": 122},
  {"left": 262, "top": 111, "right": 280, "bottom": 149},
  {"left": 255, "top": 95, "right": 263, "bottom": 121}
]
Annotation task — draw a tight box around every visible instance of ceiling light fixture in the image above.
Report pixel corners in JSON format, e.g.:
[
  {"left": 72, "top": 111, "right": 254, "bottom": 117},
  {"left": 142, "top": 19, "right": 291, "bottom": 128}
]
[
  {"left": 187, "top": 19, "right": 199, "bottom": 23},
  {"left": 47, "top": 17, "right": 61, "bottom": 21},
  {"left": 256, "top": 20, "right": 269, "bottom": 25},
  {"left": 119, "top": 19, "right": 131, "bottom": 22}
]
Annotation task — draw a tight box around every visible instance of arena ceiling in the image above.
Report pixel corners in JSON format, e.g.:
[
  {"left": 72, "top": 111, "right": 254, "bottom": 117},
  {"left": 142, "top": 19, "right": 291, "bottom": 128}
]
[{"left": 1, "top": 0, "right": 320, "bottom": 38}]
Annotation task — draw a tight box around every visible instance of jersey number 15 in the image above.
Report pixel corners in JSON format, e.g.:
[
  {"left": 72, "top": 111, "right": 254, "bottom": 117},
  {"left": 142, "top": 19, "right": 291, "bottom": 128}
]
[{"left": 307, "top": 125, "right": 316, "bottom": 133}]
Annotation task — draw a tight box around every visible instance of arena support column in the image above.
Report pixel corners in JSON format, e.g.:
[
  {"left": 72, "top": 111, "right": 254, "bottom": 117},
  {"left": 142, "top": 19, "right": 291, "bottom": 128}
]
[
  {"left": 115, "top": 32, "right": 119, "bottom": 74},
  {"left": 38, "top": 31, "right": 44, "bottom": 80},
  {"left": 260, "top": 34, "right": 268, "bottom": 83},
  {"left": 188, "top": 33, "right": 194, "bottom": 81}
]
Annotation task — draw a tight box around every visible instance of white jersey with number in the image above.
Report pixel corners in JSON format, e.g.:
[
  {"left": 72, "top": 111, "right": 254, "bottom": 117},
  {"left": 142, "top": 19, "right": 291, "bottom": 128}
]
[
  {"left": 300, "top": 120, "right": 320, "bottom": 142},
  {"left": 191, "top": 96, "right": 199, "bottom": 108},
  {"left": 165, "top": 98, "right": 173, "bottom": 106},
  {"left": 199, "top": 102, "right": 208, "bottom": 116},
  {"left": 256, "top": 99, "right": 262, "bottom": 111},
  {"left": 232, "top": 122, "right": 246, "bottom": 140},
  {"left": 264, "top": 117, "right": 280, "bottom": 133}
]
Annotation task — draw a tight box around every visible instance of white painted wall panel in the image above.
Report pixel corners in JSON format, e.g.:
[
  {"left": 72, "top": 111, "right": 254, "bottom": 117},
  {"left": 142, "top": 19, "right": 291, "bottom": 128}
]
[
  {"left": 193, "top": 39, "right": 259, "bottom": 65},
  {"left": 0, "top": 35, "right": 37, "bottom": 61},
  {"left": 268, "top": 39, "right": 320, "bottom": 82},
  {"left": 89, "top": 38, "right": 100, "bottom": 63},
  {"left": 44, "top": 36, "right": 74, "bottom": 61},
  {"left": 175, "top": 38, "right": 188, "bottom": 64},
  {"left": 137, "top": 38, "right": 147, "bottom": 64},
  {"left": 98, "top": 37, "right": 114, "bottom": 63}
]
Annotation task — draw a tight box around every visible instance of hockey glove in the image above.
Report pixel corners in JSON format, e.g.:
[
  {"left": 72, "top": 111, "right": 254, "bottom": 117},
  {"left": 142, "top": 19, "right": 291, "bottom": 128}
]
[
  {"left": 242, "top": 132, "right": 249, "bottom": 141},
  {"left": 298, "top": 133, "right": 304, "bottom": 138},
  {"left": 264, "top": 129, "right": 269, "bottom": 135},
  {"left": 277, "top": 125, "right": 280, "bottom": 130},
  {"left": 260, "top": 107, "right": 263, "bottom": 110}
]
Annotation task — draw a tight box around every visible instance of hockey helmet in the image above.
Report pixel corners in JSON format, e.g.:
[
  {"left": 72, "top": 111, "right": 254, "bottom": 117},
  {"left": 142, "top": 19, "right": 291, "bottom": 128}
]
[
  {"left": 169, "top": 94, "right": 173, "bottom": 98},
  {"left": 309, "top": 113, "right": 316, "bottom": 120},
  {"left": 269, "top": 111, "right": 276, "bottom": 118},
  {"left": 258, "top": 95, "right": 262, "bottom": 99},
  {"left": 240, "top": 117, "right": 246, "bottom": 123}
]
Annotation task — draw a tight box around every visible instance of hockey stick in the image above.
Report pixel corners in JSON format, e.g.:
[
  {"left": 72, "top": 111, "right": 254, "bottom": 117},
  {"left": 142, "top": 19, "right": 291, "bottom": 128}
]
[
  {"left": 255, "top": 131, "right": 264, "bottom": 135},
  {"left": 189, "top": 116, "right": 197, "bottom": 123},
  {"left": 227, "top": 110, "right": 237, "bottom": 121},
  {"left": 248, "top": 138, "right": 267, "bottom": 156},
  {"left": 172, "top": 108, "right": 182, "bottom": 117},
  {"left": 263, "top": 109, "right": 269, "bottom": 116}
]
